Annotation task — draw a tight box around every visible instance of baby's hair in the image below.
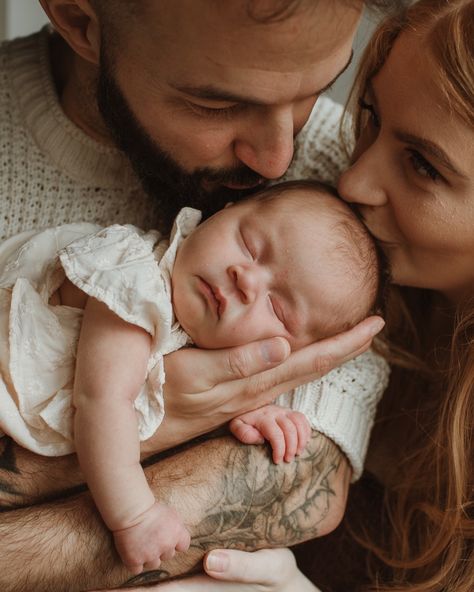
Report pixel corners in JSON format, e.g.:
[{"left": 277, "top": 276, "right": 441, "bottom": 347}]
[{"left": 248, "top": 179, "right": 389, "bottom": 337}]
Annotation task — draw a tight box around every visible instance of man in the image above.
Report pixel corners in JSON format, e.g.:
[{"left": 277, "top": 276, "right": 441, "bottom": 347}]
[{"left": 0, "top": 1, "right": 399, "bottom": 590}]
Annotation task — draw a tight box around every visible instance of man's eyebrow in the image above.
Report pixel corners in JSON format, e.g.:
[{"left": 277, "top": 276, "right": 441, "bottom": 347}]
[
  {"left": 394, "top": 131, "right": 467, "bottom": 179},
  {"left": 173, "top": 50, "right": 354, "bottom": 106}
]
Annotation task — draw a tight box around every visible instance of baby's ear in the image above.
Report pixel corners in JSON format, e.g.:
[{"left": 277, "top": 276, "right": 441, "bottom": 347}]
[{"left": 224, "top": 201, "right": 235, "bottom": 208}]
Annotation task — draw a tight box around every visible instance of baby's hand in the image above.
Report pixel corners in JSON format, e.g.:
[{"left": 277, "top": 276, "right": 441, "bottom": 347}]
[
  {"left": 229, "top": 404, "right": 311, "bottom": 464},
  {"left": 113, "top": 502, "right": 191, "bottom": 575}
]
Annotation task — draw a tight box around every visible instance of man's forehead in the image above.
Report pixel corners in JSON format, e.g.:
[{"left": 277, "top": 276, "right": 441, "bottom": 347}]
[
  {"left": 139, "top": 0, "right": 361, "bottom": 62},
  {"left": 132, "top": 0, "right": 360, "bottom": 102}
]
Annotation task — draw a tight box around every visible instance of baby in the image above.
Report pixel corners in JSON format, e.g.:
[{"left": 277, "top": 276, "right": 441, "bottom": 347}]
[{"left": 0, "top": 180, "right": 385, "bottom": 574}]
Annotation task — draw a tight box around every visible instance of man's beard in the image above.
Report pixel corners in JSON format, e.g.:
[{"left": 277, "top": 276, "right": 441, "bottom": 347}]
[{"left": 96, "top": 51, "right": 265, "bottom": 232}]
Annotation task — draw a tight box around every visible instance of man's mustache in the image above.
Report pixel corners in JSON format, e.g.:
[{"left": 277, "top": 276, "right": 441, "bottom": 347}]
[{"left": 193, "top": 166, "right": 266, "bottom": 187}]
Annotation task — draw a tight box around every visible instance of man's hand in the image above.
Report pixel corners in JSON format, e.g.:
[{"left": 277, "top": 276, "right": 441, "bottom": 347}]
[{"left": 145, "top": 316, "right": 384, "bottom": 451}]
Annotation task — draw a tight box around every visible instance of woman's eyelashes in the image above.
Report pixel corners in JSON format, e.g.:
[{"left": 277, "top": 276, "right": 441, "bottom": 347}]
[
  {"left": 358, "top": 96, "right": 443, "bottom": 184},
  {"left": 406, "top": 149, "right": 442, "bottom": 182},
  {"left": 358, "top": 97, "right": 380, "bottom": 128}
]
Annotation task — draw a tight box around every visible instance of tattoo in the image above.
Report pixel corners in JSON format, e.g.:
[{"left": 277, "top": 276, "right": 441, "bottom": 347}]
[
  {"left": 124, "top": 433, "right": 343, "bottom": 588},
  {"left": 190, "top": 433, "right": 341, "bottom": 551}
]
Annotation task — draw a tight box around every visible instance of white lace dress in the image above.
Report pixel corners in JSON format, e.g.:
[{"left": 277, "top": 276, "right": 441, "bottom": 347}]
[{"left": 0, "top": 208, "right": 200, "bottom": 456}]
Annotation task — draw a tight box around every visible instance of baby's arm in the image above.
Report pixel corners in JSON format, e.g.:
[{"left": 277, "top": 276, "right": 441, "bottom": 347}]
[
  {"left": 73, "top": 297, "right": 190, "bottom": 573},
  {"left": 230, "top": 405, "right": 312, "bottom": 464}
]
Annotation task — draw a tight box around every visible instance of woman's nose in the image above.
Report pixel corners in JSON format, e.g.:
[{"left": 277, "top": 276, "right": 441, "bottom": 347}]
[
  {"left": 227, "top": 264, "right": 261, "bottom": 304},
  {"left": 338, "top": 148, "right": 388, "bottom": 208}
]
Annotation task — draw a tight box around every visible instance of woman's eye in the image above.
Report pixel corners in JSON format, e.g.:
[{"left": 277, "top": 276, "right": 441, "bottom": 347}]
[
  {"left": 358, "top": 97, "right": 380, "bottom": 128},
  {"left": 407, "top": 149, "right": 442, "bottom": 182}
]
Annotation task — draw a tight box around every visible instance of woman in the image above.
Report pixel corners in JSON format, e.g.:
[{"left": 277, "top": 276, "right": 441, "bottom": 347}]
[{"left": 151, "top": 0, "right": 474, "bottom": 589}]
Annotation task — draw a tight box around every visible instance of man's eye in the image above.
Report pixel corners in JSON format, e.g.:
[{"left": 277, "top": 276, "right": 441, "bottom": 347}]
[
  {"left": 186, "top": 101, "right": 243, "bottom": 119},
  {"left": 358, "top": 97, "right": 380, "bottom": 128},
  {"left": 407, "top": 149, "right": 442, "bottom": 182}
]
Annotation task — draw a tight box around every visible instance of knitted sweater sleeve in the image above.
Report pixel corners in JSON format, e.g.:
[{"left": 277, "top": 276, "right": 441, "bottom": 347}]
[
  {"left": 275, "top": 351, "right": 389, "bottom": 482},
  {"left": 275, "top": 97, "right": 385, "bottom": 481}
]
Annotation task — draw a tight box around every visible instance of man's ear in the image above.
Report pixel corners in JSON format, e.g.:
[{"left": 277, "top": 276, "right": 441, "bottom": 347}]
[{"left": 39, "top": 0, "right": 101, "bottom": 64}]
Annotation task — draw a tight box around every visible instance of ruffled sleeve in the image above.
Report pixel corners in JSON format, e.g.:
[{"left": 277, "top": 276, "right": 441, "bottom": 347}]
[
  {"left": 275, "top": 350, "right": 389, "bottom": 482},
  {"left": 58, "top": 224, "right": 175, "bottom": 348}
]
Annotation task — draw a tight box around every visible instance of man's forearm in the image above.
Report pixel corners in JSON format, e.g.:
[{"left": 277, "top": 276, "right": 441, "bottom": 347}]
[{"left": 0, "top": 432, "right": 350, "bottom": 591}]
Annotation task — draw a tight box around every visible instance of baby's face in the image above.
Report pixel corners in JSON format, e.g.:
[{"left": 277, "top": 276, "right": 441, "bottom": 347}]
[{"left": 172, "top": 191, "right": 346, "bottom": 350}]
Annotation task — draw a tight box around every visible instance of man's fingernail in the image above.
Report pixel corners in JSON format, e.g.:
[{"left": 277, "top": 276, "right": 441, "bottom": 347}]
[
  {"left": 206, "top": 551, "right": 229, "bottom": 572},
  {"left": 261, "top": 338, "right": 289, "bottom": 363},
  {"left": 370, "top": 319, "right": 385, "bottom": 336}
]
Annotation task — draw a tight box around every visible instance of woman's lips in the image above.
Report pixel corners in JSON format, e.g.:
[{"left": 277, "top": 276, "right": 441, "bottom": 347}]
[{"left": 197, "top": 277, "right": 227, "bottom": 318}]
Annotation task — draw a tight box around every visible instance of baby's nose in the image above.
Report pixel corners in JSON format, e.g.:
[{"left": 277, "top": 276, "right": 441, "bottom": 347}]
[{"left": 228, "top": 264, "right": 260, "bottom": 304}]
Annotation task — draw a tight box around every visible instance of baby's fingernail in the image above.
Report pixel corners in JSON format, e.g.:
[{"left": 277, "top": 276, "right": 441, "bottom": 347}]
[{"left": 206, "top": 551, "right": 229, "bottom": 572}]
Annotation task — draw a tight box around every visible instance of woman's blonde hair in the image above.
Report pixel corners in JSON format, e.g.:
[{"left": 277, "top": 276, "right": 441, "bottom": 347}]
[{"left": 345, "top": 1, "right": 474, "bottom": 590}]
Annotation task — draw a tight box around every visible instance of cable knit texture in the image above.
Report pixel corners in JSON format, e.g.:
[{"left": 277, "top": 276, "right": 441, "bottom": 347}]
[
  {"left": 0, "top": 28, "right": 159, "bottom": 241},
  {"left": 0, "top": 29, "right": 388, "bottom": 479}
]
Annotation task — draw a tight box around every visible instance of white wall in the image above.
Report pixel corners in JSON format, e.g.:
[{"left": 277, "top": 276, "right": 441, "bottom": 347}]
[
  {"left": 0, "top": 1, "right": 379, "bottom": 106},
  {"left": 2, "top": 0, "right": 48, "bottom": 40}
]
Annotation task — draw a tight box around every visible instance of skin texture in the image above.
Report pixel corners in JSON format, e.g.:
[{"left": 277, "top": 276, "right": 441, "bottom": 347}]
[
  {"left": 0, "top": 430, "right": 350, "bottom": 591},
  {"left": 39, "top": 0, "right": 361, "bottom": 228},
  {"left": 338, "top": 31, "right": 474, "bottom": 303},
  {"left": 0, "top": 1, "right": 387, "bottom": 590},
  {"left": 173, "top": 190, "right": 373, "bottom": 350},
  {"left": 144, "top": 24, "right": 474, "bottom": 592},
  {"left": 47, "top": 0, "right": 360, "bottom": 179}
]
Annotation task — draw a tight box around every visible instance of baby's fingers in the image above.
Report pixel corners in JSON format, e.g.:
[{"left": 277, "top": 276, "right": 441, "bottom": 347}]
[
  {"left": 229, "top": 417, "right": 265, "bottom": 445},
  {"left": 258, "top": 420, "right": 286, "bottom": 464},
  {"left": 290, "top": 412, "right": 312, "bottom": 455},
  {"left": 275, "top": 415, "right": 298, "bottom": 462},
  {"left": 176, "top": 527, "right": 191, "bottom": 553},
  {"left": 142, "top": 557, "right": 162, "bottom": 573},
  {"left": 126, "top": 561, "right": 146, "bottom": 576}
]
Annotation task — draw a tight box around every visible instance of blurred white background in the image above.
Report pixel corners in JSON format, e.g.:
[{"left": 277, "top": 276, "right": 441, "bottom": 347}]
[{"left": 0, "top": 0, "right": 379, "bottom": 106}]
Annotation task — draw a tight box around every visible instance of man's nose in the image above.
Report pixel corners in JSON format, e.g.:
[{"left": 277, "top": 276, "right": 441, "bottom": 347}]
[
  {"left": 227, "top": 263, "right": 263, "bottom": 304},
  {"left": 338, "top": 146, "right": 388, "bottom": 208},
  {"left": 233, "top": 107, "right": 295, "bottom": 180}
]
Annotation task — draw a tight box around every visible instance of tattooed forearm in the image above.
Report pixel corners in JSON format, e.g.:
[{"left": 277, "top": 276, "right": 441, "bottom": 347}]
[
  {"left": 190, "top": 431, "right": 346, "bottom": 551},
  {"left": 123, "top": 432, "right": 350, "bottom": 588},
  {"left": 0, "top": 431, "right": 350, "bottom": 591}
]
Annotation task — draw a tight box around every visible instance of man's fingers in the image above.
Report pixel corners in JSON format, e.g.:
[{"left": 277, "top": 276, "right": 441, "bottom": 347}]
[
  {"left": 243, "top": 316, "right": 384, "bottom": 401},
  {"left": 165, "top": 337, "right": 290, "bottom": 392},
  {"left": 220, "top": 337, "right": 290, "bottom": 385}
]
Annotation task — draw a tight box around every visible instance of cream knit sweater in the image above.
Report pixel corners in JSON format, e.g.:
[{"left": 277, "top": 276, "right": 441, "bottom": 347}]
[{"left": 0, "top": 28, "right": 388, "bottom": 480}]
